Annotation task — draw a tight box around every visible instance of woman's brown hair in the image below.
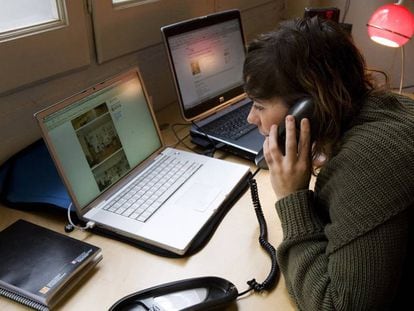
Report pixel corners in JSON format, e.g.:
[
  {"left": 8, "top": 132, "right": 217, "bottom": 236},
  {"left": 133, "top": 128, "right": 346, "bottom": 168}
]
[{"left": 243, "top": 17, "right": 375, "bottom": 161}]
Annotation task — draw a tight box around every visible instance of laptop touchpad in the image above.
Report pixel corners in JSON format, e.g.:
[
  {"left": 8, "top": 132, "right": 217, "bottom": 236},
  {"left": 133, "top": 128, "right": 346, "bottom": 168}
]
[{"left": 175, "top": 183, "right": 221, "bottom": 212}]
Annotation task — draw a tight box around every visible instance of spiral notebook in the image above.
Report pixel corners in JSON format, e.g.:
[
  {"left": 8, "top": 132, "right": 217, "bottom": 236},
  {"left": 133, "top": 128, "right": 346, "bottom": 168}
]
[{"left": 0, "top": 220, "right": 102, "bottom": 310}]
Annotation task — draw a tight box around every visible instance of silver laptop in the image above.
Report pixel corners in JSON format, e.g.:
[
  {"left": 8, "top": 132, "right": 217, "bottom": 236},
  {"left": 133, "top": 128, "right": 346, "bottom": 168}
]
[
  {"left": 35, "top": 68, "right": 250, "bottom": 255},
  {"left": 161, "top": 9, "right": 264, "bottom": 161}
]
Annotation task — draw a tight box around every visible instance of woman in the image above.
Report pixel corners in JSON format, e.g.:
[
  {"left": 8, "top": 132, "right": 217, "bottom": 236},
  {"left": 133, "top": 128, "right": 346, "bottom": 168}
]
[{"left": 244, "top": 17, "right": 414, "bottom": 310}]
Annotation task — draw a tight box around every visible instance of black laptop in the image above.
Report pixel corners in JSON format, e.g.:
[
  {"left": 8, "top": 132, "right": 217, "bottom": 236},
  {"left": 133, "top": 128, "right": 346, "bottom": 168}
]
[{"left": 161, "top": 10, "right": 264, "bottom": 161}]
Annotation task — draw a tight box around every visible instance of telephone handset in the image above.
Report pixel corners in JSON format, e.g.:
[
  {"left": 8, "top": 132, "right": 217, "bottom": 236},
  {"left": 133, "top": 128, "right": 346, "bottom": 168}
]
[{"left": 255, "top": 98, "right": 314, "bottom": 169}]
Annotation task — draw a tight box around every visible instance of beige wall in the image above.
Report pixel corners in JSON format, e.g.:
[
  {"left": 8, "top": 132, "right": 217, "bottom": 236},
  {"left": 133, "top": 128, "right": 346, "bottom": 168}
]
[
  {"left": 0, "top": 0, "right": 285, "bottom": 165},
  {"left": 283, "top": 0, "right": 319, "bottom": 18},
  {"left": 2, "top": 0, "right": 412, "bottom": 165}
]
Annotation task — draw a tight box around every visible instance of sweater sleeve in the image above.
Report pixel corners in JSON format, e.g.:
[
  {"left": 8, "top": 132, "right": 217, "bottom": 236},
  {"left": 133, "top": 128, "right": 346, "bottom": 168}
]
[
  {"left": 274, "top": 94, "right": 414, "bottom": 311},
  {"left": 276, "top": 194, "right": 409, "bottom": 311}
]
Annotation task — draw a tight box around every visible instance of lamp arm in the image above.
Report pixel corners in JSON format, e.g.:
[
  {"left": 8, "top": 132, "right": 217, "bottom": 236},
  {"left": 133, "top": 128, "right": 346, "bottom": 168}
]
[{"left": 399, "top": 46, "right": 405, "bottom": 94}]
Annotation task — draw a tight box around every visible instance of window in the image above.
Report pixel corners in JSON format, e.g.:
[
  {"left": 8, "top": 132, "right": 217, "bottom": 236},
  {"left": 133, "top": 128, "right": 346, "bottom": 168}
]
[
  {"left": 0, "top": 0, "right": 67, "bottom": 42},
  {"left": 0, "top": 0, "right": 90, "bottom": 95}
]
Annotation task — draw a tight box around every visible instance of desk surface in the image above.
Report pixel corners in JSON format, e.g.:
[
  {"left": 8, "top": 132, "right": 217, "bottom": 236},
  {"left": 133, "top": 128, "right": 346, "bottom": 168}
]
[{"left": 0, "top": 103, "right": 296, "bottom": 311}]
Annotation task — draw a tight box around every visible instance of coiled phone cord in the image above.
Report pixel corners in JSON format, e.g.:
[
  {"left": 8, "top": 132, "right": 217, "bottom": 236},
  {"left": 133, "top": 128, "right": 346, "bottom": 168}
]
[{"left": 238, "top": 174, "right": 279, "bottom": 296}]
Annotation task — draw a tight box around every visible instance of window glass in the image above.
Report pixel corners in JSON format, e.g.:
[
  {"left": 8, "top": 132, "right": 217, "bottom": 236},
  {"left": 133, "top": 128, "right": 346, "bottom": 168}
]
[{"left": 0, "top": 0, "right": 66, "bottom": 41}]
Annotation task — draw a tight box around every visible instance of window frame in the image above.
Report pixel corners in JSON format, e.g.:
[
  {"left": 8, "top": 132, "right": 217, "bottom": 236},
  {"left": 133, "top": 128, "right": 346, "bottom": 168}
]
[
  {"left": 0, "top": 0, "right": 68, "bottom": 43},
  {"left": 112, "top": 0, "right": 160, "bottom": 9}
]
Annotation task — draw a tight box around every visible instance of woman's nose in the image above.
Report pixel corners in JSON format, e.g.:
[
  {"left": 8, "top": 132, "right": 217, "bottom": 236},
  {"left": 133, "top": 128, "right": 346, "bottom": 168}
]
[{"left": 247, "top": 106, "right": 258, "bottom": 125}]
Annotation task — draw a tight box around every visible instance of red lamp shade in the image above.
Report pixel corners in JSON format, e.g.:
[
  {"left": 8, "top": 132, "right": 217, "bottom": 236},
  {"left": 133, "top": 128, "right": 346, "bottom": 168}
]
[{"left": 367, "top": 3, "right": 414, "bottom": 47}]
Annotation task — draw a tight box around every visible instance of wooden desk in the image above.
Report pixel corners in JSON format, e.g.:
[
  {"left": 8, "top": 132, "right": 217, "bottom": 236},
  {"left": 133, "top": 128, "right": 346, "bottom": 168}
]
[{"left": 0, "top": 103, "right": 295, "bottom": 311}]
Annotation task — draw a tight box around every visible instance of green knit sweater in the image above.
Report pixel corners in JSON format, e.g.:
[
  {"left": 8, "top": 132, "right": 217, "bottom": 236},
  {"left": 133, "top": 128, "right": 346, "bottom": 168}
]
[{"left": 275, "top": 92, "right": 414, "bottom": 311}]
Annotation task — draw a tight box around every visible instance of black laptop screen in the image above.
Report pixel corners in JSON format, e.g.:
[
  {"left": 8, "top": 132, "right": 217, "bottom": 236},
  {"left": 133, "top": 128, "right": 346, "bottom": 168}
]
[{"left": 162, "top": 10, "right": 246, "bottom": 120}]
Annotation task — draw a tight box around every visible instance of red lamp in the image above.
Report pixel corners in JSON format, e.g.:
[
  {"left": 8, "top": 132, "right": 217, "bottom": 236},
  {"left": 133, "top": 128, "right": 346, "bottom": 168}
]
[
  {"left": 367, "top": 1, "right": 414, "bottom": 93},
  {"left": 367, "top": 1, "right": 414, "bottom": 47}
]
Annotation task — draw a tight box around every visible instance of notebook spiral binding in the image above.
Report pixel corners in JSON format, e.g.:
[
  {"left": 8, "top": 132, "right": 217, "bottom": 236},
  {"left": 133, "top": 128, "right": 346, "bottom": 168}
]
[{"left": 0, "top": 287, "right": 49, "bottom": 311}]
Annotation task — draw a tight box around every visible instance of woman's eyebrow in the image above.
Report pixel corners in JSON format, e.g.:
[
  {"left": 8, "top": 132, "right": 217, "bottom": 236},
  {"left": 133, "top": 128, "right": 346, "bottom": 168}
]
[{"left": 252, "top": 103, "right": 265, "bottom": 110}]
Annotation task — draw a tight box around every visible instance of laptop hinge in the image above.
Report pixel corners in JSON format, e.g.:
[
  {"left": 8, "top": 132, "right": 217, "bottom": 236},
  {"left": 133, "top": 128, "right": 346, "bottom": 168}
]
[{"left": 192, "top": 93, "right": 248, "bottom": 123}]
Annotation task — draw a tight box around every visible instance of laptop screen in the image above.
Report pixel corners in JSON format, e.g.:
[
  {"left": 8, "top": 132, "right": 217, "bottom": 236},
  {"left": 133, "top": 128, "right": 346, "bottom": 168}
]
[
  {"left": 162, "top": 10, "right": 246, "bottom": 120},
  {"left": 39, "top": 70, "right": 162, "bottom": 209}
]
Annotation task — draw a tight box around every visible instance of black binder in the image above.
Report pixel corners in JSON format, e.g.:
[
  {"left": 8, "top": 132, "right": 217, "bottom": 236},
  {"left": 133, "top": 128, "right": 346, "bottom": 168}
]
[{"left": 0, "top": 220, "right": 102, "bottom": 310}]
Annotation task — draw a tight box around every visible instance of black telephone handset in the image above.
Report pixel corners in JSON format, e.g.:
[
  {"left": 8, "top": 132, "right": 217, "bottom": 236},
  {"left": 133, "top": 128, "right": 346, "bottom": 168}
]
[{"left": 255, "top": 98, "right": 314, "bottom": 169}]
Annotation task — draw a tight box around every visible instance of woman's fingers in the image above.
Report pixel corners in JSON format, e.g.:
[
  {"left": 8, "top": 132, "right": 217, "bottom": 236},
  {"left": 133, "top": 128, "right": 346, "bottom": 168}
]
[
  {"left": 265, "top": 124, "right": 282, "bottom": 163},
  {"left": 265, "top": 116, "right": 311, "bottom": 163},
  {"left": 285, "top": 115, "right": 298, "bottom": 158},
  {"left": 298, "top": 118, "right": 311, "bottom": 161},
  {"left": 265, "top": 117, "right": 312, "bottom": 199}
]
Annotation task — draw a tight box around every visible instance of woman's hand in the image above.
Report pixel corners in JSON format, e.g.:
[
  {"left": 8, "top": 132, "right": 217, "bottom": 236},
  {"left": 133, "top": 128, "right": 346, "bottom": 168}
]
[{"left": 263, "top": 115, "right": 312, "bottom": 200}]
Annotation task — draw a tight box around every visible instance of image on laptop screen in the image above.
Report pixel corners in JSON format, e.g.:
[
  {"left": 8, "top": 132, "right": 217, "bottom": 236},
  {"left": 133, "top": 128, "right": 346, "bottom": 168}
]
[
  {"left": 42, "top": 73, "right": 162, "bottom": 209},
  {"left": 162, "top": 10, "right": 246, "bottom": 120}
]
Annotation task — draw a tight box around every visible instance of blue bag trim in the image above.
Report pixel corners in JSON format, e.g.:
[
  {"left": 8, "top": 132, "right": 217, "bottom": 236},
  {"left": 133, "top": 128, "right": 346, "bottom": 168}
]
[{"left": 0, "top": 139, "right": 71, "bottom": 210}]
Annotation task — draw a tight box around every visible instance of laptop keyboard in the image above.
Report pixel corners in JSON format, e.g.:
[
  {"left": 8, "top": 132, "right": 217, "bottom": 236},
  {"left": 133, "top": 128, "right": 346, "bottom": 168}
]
[
  {"left": 103, "top": 154, "right": 202, "bottom": 222},
  {"left": 200, "top": 103, "right": 256, "bottom": 140}
]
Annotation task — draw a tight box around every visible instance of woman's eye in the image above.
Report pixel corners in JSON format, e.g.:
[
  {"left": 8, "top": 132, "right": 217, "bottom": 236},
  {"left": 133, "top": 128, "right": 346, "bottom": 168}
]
[{"left": 253, "top": 104, "right": 264, "bottom": 111}]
